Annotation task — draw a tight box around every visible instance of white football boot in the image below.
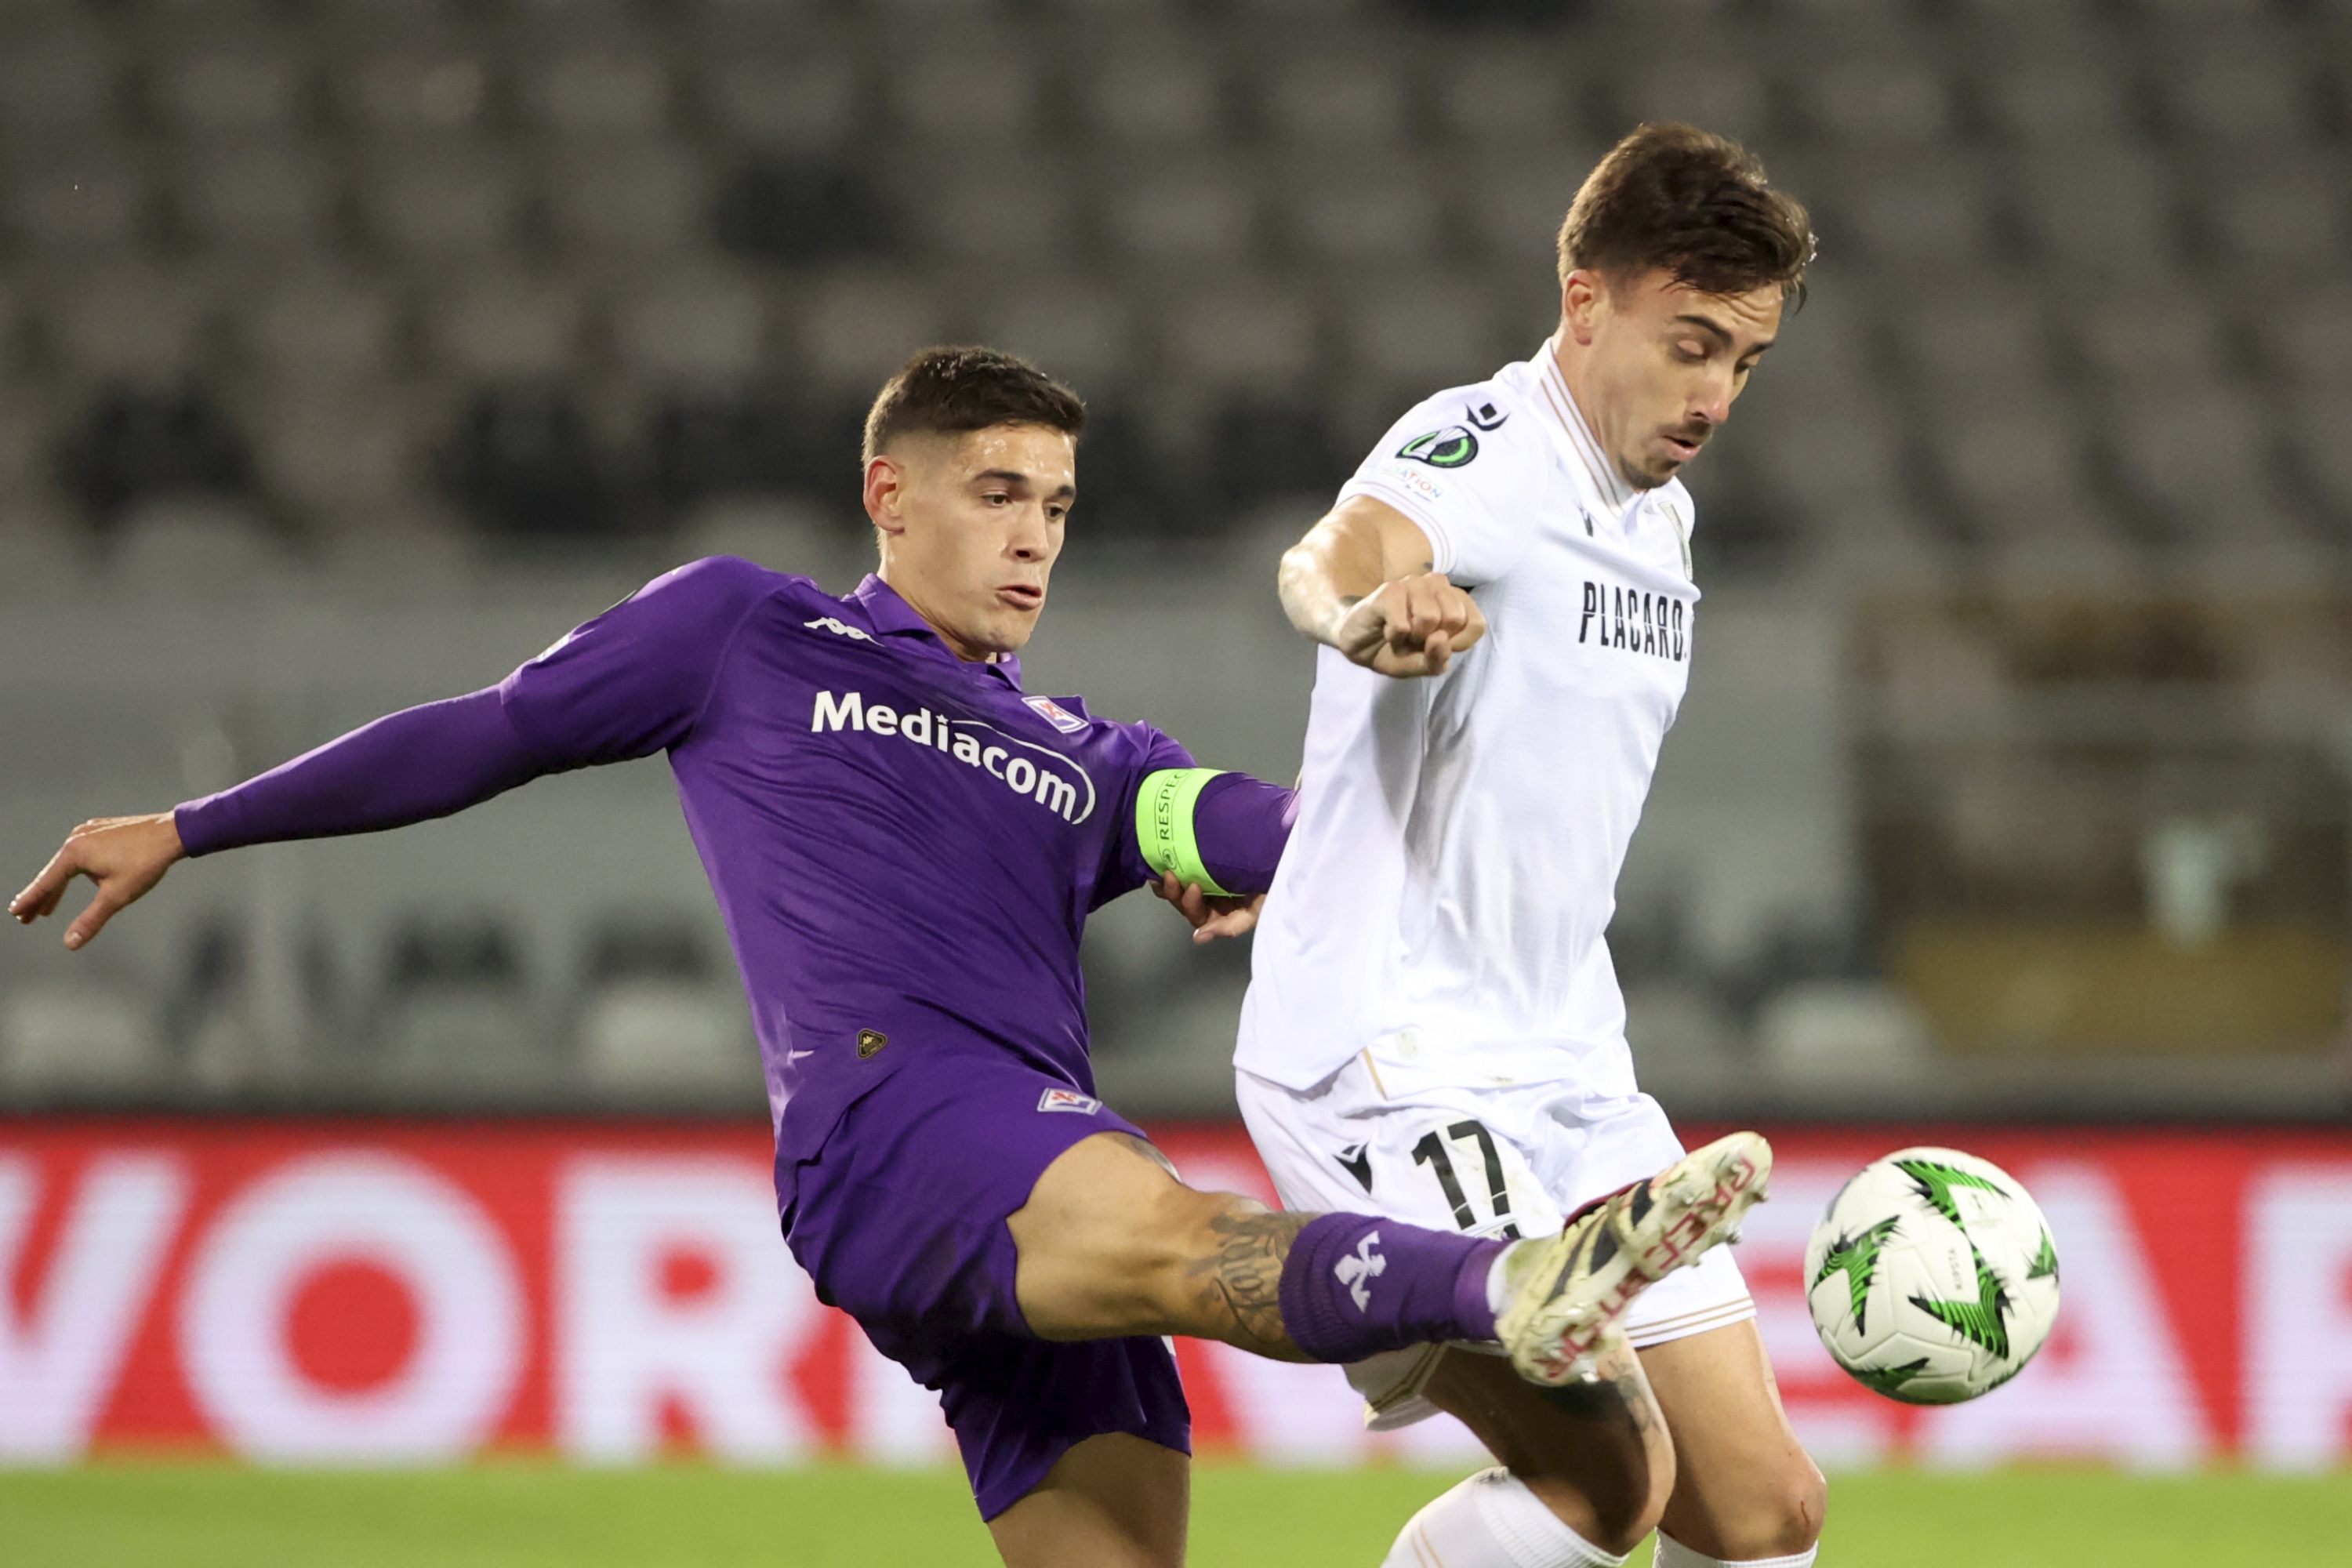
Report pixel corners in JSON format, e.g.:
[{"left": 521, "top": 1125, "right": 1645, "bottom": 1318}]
[{"left": 1495, "top": 1131, "right": 1773, "bottom": 1385}]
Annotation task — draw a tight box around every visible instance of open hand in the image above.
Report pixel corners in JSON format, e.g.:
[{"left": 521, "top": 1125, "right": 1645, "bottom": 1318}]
[
  {"left": 9, "top": 812, "right": 186, "bottom": 950},
  {"left": 1149, "top": 870, "right": 1264, "bottom": 944},
  {"left": 1330, "top": 572, "right": 1486, "bottom": 677}
]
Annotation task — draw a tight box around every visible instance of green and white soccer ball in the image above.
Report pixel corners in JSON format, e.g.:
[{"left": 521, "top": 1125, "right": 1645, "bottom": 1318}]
[{"left": 1803, "top": 1146, "right": 2061, "bottom": 1405}]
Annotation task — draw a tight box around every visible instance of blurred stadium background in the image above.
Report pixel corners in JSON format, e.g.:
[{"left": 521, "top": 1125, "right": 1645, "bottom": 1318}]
[{"left": 3, "top": 0, "right": 2352, "bottom": 1547}]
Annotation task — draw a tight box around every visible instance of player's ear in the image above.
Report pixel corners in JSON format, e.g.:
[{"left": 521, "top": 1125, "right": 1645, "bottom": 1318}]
[
  {"left": 1561, "top": 270, "right": 1603, "bottom": 345},
  {"left": 863, "top": 452, "right": 909, "bottom": 535}
]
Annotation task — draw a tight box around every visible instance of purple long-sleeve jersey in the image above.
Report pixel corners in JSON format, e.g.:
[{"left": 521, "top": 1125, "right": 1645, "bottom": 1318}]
[{"left": 173, "top": 558, "right": 1295, "bottom": 1213}]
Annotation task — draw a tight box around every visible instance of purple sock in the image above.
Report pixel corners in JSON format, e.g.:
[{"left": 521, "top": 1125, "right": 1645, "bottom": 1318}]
[{"left": 1276, "top": 1214, "right": 1508, "bottom": 1363}]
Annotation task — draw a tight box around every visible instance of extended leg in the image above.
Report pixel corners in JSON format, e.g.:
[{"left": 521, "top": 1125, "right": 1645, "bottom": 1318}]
[
  {"left": 1007, "top": 1131, "right": 1501, "bottom": 1360},
  {"left": 1639, "top": 1320, "right": 1825, "bottom": 1563},
  {"left": 986, "top": 1431, "right": 1189, "bottom": 1568}
]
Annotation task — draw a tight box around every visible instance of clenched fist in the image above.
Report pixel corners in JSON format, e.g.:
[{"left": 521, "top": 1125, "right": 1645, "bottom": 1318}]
[{"left": 1329, "top": 572, "right": 1487, "bottom": 678}]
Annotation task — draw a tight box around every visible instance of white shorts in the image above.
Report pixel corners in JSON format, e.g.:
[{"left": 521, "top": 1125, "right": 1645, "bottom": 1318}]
[{"left": 1237, "top": 1051, "right": 1755, "bottom": 1430}]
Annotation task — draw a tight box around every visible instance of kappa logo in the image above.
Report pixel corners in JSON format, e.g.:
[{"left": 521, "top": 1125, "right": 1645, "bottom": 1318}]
[
  {"left": 1397, "top": 426, "right": 1479, "bottom": 470},
  {"left": 1038, "top": 1088, "right": 1102, "bottom": 1115},
  {"left": 804, "top": 616, "right": 877, "bottom": 644},
  {"left": 1335, "top": 1231, "right": 1387, "bottom": 1311},
  {"left": 1024, "top": 695, "right": 1088, "bottom": 735}
]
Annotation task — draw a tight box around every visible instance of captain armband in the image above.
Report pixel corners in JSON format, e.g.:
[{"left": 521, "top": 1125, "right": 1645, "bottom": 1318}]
[{"left": 1134, "top": 768, "right": 1233, "bottom": 898}]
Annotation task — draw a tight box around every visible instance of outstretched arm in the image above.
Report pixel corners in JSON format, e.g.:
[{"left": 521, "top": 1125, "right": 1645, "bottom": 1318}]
[
  {"left": 13, "top": 555, "right": 779, "bottom": 953},
  {"left": 1278, "top": 494, "right": 1486, "bottom": 678},
  {"left": 11, "top": 688, "right": 546, "bottom": 950}
]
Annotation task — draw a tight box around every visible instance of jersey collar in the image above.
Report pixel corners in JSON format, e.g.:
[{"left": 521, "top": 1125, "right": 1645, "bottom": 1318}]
[
  {"left": 1533, "top": 337, "right": 1638, "bottom": 516},
  {"left": 848, "top": 574, "right": 1025, "bottom": 688}
]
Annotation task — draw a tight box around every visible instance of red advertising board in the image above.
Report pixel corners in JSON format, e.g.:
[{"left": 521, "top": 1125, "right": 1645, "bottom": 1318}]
[{"left": 4, "top": 1119, "right": 2350, "bottom": 1469}]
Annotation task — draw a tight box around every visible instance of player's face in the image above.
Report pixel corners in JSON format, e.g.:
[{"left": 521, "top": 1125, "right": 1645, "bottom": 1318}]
[
  {"left": 1566, "top": 268, "right": 1782, "bottom": 491},
  {"left": 866, "top": 423, "right": 1074, "bottom": 661}
]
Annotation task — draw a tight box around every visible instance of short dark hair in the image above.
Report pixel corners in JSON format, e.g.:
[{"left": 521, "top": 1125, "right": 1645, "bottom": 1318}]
[
  {"left": 861, "top": 346, "right": 1087, "bottom": 464},
  {"left": 1558, "top": 122, "right": 1814, "bottom": 307}
]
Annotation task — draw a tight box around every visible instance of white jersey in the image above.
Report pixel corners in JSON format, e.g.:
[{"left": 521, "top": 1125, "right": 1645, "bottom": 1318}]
[{"left": 1235, "top": 340, "right": 1700, "bottom": 1104}]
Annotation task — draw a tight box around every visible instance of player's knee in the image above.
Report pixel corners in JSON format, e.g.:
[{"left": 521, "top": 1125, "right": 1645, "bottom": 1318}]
[{"left": 1714, "top": 1458, "right": 1825, "bottom": 1559}]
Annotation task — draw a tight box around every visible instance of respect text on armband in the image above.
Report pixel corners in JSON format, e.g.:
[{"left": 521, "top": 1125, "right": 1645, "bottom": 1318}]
[{"left": 810, "top": 690, "right": 1097, "bottom": 823}]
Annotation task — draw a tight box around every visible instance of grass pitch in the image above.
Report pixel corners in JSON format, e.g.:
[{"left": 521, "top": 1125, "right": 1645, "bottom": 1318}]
[{"left": 4, "top": 1461, "right": 2348, "bottom": 1566}]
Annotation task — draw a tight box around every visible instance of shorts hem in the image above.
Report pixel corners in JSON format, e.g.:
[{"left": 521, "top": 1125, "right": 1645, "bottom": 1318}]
[{"left": 971, "top": 1417, "right": 1193, "bottom": 1523}]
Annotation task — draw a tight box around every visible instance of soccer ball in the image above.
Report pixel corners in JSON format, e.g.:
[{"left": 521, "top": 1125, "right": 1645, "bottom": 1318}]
[{"left": 1803, "top": 1147, "right": 2060, "bottom": 1405}]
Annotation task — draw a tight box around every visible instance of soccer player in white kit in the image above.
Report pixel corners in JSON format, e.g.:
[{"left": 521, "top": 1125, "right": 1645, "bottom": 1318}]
[{"left": 1236, "top": 125, "right": 1827, "bottom": 1567}]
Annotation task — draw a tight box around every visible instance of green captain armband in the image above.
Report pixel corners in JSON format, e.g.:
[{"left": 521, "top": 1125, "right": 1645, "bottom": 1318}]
[{"left": 1135, "top": 768, "right": 1233, "bottom": 898}]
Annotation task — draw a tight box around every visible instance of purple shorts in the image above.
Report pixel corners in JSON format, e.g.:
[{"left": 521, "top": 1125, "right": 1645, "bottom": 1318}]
[{"left": 782, "top": 1051, "right": 1191, "bottom": 1520}]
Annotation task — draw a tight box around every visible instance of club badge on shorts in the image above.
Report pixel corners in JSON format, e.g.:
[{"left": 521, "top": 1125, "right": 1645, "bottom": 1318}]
[{"left": 1037, "top": 1088, "right": 1102, "bottom": 1115}]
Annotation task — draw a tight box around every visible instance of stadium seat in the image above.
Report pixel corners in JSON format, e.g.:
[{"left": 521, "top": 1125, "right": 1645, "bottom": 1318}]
[
  {"left": 47, "top": 267, "right": 214, "bottom": 388},
  {"left": 1073, "top": 37, "right": 1225, "bottom": 147},
  {"left": 360, "top": 144, "right": 527, "bottom": 264},
  {"left": 523, "top": 48, "right": 674, "bottom": 140},
  {"left": 1096, "top": 158, "right": 1260, "bottom": 268},
  {"left": 424, "top": 273, "right": 585, "bottom": 382},
  {"left": 711, "top": 154, "right": 898, "bottom": 266},
  {"left": 1794, "top": 56, "right": 1955, "bottom": 147},
  {"left": 544, "top": 140, "right": 710, "bottom": 260},
  {"left": 374, "top": 912, "right": 549, "bottom": 1097},
  {"left": 1616, "top": 52, "right": 1770, "bottom": 146},
  {"left": 6, "top": 140, "right": 150, "bottom": 257},
  {"left": 1827, "top": 154, "right": 2002, "bottom": 270},
  {"left": 885, "top": 40, "right": 1041, "bottom": 145},
  {"left": 236, "top": 274, "right": 401, "bottom": 387},
  {"left": 897, "top": 156, "right": 1079, "bottom": 267},
  {"left": 172, "top": 142, "right": 339, "bottom": 256},
  {"left": 2103, "top": 385, "right": 2297, "bottom": 546},
  {"left": 0, "top": 979, "right": 163, "bottom": 1093},
  {"left": 2191, "top": 159, "right": 2347, "bottom": 271},
  {"left": 1336, "top": 274, "right": 1502, "bottom": 394},
  {"left": 108, "top": 497, "right": 294, "bottom": 597},
  {"left": 1254, "top": 54, "right": 1411, "bottom": 151},
  {"left": 0, "top": 21, "right": 116, "bottom": 137},
  {"left": 1883, "top": 287, "right": 2061, "bottom": 405},
  {"left": 1278, "top": 154, "right": 1444, "bottom": 267},
  {"left": 699, "top": 53, "right": 866, "bottom": 154},
  {"left": 2158, "top": 39, "right": 2316, "bottom": 146},
  {"left": 1433, "top": 48, "right": 1578, "bottom": 147},
  {"left": 1457, "top": 152, "right": 1599, "bottom": 277},
  {"left": 251, "top": 386, "right": 421, "bottom": 521},
  {"left": 336, "top": 50, "right": 492, "bottom": 140},
  {"left": 611, "top": 272, "right": 771, "bottom": 388},
  {"left": 1757, "top": 979, "right": 1934, "bottom": 1088},
  {"left": 2067, "top": 289, "right": 2230, "bottom": 390},
  {"left": 1621, "top": 982, "right": 1744, "bottom": 1103},
  {"left": 1159, "top": 282, "right": 1319, "bottom": 397},
  {"left": 2252, "top": 288, "right": 2352, "bottom": 390},
  {"left": 972, "top": 282, "right": 1135, "bottom": 395},
  {"left": 440, "top": 387, "right": 621, "bottom": 537},
  {"left": 1923, "top": 399, "right": 2115, "bottom": 554},
  {"left": 2016, "top": 141, "right": 2185, "bottom": 276},
  {"left": 1974, "top": 53, "right": 2136, "bottom": 143},
  {"left": 790, "top": 272, "right": 953, "bottom": 394},
  {"left": 575, "top": 915, "right": 755, "bottom": 1100},
  {"left": 152, "top": 40, "right": 307, "bottom": 137}
]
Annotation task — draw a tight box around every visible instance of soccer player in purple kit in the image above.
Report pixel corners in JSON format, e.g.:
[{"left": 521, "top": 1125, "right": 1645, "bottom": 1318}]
[{"left": 13, "top": 348, "right": 1769, "bottom": 1568}]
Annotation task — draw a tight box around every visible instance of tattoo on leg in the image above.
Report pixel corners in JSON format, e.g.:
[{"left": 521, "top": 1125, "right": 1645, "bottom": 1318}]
[
  {"left": 1189, "top": 1209, "right": 1312, "bottom": 1356},
  {"left": 1535, "top": 1339, "right": 1661, "bottom": 1447}
]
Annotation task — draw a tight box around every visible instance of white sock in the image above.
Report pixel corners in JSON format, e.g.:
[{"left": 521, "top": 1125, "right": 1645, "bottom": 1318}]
[
  {"left": 1381, "top": 1468, "right": 1628, "bottom": 1568},
  {"left": 1653, "top": 1533, "right": 1818, "bottom": 1568}
]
